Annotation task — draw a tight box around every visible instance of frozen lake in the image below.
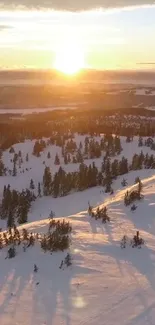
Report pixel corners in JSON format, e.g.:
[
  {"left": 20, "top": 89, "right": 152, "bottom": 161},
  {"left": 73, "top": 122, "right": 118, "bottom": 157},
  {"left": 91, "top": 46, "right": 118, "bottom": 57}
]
[{"left": 0, "top": 105, "right": 78, "bottom": 115}]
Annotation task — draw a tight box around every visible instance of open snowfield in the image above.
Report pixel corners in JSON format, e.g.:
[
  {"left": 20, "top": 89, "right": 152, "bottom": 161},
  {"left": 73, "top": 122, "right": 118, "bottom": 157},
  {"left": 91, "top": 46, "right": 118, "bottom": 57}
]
[
  {"left": 1, "top": 173, "right": 155, "bottom": 325},
  {"left": 0, "top": 106, "right": 78, "bottom": 115},
  {"left": 1, "top": 135, "right": 155, "bottom": 325},
  {"left": 1, "top": 135, "right": 154, "bottom": 198}
]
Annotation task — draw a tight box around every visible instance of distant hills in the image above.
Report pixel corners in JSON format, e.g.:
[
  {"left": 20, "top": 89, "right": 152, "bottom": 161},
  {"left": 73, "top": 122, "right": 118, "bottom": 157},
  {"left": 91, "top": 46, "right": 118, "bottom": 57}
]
[{"left": 0, "top": 69, "right": 155, "bottom": 85}]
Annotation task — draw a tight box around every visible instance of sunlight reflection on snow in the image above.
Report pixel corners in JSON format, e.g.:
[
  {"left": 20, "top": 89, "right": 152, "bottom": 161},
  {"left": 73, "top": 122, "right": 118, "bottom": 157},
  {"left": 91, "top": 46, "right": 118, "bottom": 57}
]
[
  {"left": 70, "top": 247, "right": 80, "bottom": 254},
  {"left": 72, "top": 296, "right": 87, "bottom": 308},
  {"left": 74, "top": 248, "right": 80, "bottom": 253}
]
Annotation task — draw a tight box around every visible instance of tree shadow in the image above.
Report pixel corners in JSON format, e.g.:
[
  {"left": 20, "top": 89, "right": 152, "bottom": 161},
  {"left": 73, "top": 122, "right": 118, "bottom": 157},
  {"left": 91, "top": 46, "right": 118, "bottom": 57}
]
[
  {"left": 0, "top": 259, "right": 33, "bottom": 323},
  {"left": 89, "top": 237, "right": 155, "bottom": 324},
  {"left": 128, "top": 199, "right": 155, "bottom": 237},
  {"left": 128, "top": 301, "right": 155, "bottom": 325},
  {"left": 31, "top": 257, "right": 98, "bottom": 325}
]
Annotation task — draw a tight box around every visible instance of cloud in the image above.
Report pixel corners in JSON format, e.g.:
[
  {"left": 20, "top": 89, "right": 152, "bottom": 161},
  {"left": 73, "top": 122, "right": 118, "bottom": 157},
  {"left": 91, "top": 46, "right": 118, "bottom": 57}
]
[
  {"left": 137, "top": 62, "right": 155, "bottom": 65},
  {"left": 0, "top": 24, "right": 12, "bottom": 30},
  {"left": 0, "top": 0, "right": 155, "bottom": 11}
]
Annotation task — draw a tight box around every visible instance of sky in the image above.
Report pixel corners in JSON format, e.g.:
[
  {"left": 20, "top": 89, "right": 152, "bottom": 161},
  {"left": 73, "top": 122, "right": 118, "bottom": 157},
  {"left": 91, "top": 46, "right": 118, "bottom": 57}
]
[{"left": 0, "top": 1, "right": 155, "bottom": 71}]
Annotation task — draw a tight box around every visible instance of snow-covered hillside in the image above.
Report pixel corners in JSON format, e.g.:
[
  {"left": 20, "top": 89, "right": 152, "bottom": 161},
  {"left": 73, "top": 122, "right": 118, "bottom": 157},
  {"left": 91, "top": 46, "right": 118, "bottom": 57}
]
[
  {"left": 0, "top": 135, "right": 154, "bottom": 195},
  {"left": 1, "top": 134, "right": 155, "bottom": 325},
  {"left": 1, "top": 172, "right": 155, "bottom": 325}
]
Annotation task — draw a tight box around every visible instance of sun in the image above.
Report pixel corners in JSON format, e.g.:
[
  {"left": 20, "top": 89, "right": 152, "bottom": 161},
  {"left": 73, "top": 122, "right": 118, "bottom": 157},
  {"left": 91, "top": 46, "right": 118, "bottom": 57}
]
[{"left": 54, "top": 45, "right": 85, "bottom": 75}]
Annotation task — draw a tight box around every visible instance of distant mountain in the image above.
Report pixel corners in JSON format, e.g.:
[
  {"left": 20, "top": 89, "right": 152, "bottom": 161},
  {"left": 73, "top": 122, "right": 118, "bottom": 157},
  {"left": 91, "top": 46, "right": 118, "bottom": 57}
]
[{"left": 0, "top": 69, "right": 155, "bottom": 85}]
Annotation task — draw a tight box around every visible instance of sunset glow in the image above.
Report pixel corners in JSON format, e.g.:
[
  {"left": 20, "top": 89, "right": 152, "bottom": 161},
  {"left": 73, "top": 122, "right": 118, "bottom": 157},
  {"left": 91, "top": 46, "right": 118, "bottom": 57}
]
[
  {"left": 0, "top": 6, "right": 155, "bottom": 70},
  {"left": 53, "top": 45, "right": 85, "bottom": 75}
]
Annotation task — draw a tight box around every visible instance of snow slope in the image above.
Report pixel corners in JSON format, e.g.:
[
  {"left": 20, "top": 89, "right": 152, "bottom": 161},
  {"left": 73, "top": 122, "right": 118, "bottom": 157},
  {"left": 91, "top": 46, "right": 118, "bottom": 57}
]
[
  {"left": 0, "top": 134, "right": 155, "bottom": 227},
  {"left": 1, "top": 173, "right": 155, "bottom": 325},
  {"left": 1, "top": 135, "right": 154, "bottom": 195},
  {"left": 1, "top": 135, "right": 155, "bottom": 325}
]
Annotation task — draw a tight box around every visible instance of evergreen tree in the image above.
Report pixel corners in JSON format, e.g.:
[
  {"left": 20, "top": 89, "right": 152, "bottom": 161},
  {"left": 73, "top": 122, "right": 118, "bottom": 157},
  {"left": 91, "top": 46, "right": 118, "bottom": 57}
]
[
  {"left": 43, "top": 166, "right": 52, "bottom": 195},
  {"left": 12, "top": 161, "right": 17, "bottom": 177},
  {"left": 34, "top": 264, "right": 38, "bottom": 272},
  {"left": 111, "top": 159, "right": 119, "bottom": 178},
  {"left": 119, "top": 157, "right": 128, "bottom": 175},
  {"left": 38, "top": 182, "right": 41, "bottom": 197},
  {"left": 138, "top": 136, "right": 143, "bottom": 147},
  {"left": 49, "top": 210, "right": 55, "bottom": 219},
  {"left": 64, "top": 253, "right": 72, "bottom": 267},
  {"left": 54, "top": 153, "right": 60, "bottom": 165},
  {"left": 52, "top": 173, "right": 60, "bottom": 197},
  {"left": 18, "top": 206, "right": 28, "bottom": 224},
  {"left": 13, "top": 153, "right": 18, "bottom": 163},
  {"left": 30, "top": 178, "right": 35, "bottom": 190},
  {"left": 47, "top": 151, "right": 51, "bottom": 159},
  {"left": 76, "top": 149, "right": 84, "bottom": 163},
  {"left": 67, "top": 154, "right": 71, "bottom": 163},
  {"left": 0, "top": 158, "right": 5, "bottom": 176},
  {"left": 7, "top": 210, "right": 14, "bottom": 229},
  {"left": 114, "top": 136, "right": 122, "bottom": 154},
  {"left": 7, "top": 246, "right": 16, "bottom": 259},
  {"left": 72, "top": 156, "right": 77, "bottom": 164},
  {"left": 126, "top": 136, "right": 131, "bottom": 143},
  {"left": 18, "top": 150, "right": 22, "bottom": 157},
  {"left": 64, "top": 153, "right": 68, "bottom": 164},
  {"left": 9, "top": 147, "right": 15, "bottom": 153},
  {"left": 121, "top": 178, "right": 128, "bottom": 187}
]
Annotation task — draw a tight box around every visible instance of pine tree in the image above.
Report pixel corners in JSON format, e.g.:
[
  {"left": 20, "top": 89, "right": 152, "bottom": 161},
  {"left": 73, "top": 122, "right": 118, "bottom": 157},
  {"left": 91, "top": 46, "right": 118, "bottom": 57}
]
[
  {"left": 137, "top": 179, "right": 143, "bottom": 196},
  {"left": 138, "top": 136, "right": 143, "bottom": 147},
  {"left": 52, "top": 173, "right": 60, "bottom": 197},
  {"left": 18, "top": 150, "right": 22, "bottom": 157},
  {"left": 111, "top": 159, "right": 119, "bottom": 178},
  {"left": 22, "top": 228, "right": 28, "bottom": 241},
  {"left": 47, "top": 151, "right": 51, "bottom": 159},
  {"left": 38, "top": 182, "right": 41, "bottom": 197},
  {"left": 120, "top": 235, "right": 127, "bottom": 248},
  {"left": 34, "top": 264, "right": 38, "bottom": 272},
  {"left": 72, "top": 156, "right": 77, "bottom": 163},
  {"left": 64, "top": 253, "right": 72, "bottom": 267},
  {"left": 79, "top": 141, "right": 83, "bottom": 150},
  {"left": 0, "top": 234, "right": 3, "bottom": 249},
  {"left": 30, "top": 179, "right": 35, "bottom": 190},
  {"left": 54, "top": 153, "right": 60, "bottom": 165},
  {"left": 9, "top": 147, "right": 15, "bottom": 154},
  {"left": 7, "top": 210, "right": 14, "bottom": 229},
  {"left": 67, "top": 154, "right": 71, "bottom": 163},
  {"left": 0, "top": 159, "right": 5, "bottom": 176},
  {"left": 49, "top": 210, "right": 55, "bottom": 219},
  {"left": 121, "top": 178, "right": 128, "bottom": 187},
  {"left": 119, "top": 157, "right": 128, "bottom": 175},
  {"left": 13, "top": 153, "right": 18, "bottom": 163},
  {"left": 43, "top": 166, "right": 52, "bottom": 195},
  {"left": 126, "top": 136, "right": 131, "bottom": 143},
  {"left": 64, "top": 153, "right": 68, "bottom": 164},
  {"left": 114, "top": 136, "right": 122, "bottom": 154},
  {"left": 131, "top": 204, "right": 137, "bottom": 211},
  {"left": 7, "top": 246, "right": 16, "bottom": 259},
  {"left": 18, "top": 202, "right": 28, "bottom": 224},
  {"left": 12, "top": 161, "right": 17, "bottom": 177}
]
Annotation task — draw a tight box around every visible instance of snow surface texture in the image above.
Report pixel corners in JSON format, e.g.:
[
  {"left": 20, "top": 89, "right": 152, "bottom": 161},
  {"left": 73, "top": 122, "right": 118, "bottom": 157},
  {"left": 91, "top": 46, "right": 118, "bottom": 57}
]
[{"left": 1, "top": 136, "right": 155, "bottom": 324}]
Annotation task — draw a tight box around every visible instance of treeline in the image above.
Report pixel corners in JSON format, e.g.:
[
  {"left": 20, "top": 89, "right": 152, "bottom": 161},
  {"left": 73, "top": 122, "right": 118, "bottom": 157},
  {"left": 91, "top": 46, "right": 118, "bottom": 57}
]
[
  {"left": 0, "top": 218, "right": 72, "bottom": 258},
  {"left": 1, "top": 150, "right": 154, "bottom": 229},
  {"left": 32, "top": 134, "right": 122, "bottom": 163},
  {"left": 40, "top": 150, "right": 155, "bottom": 198},
  {"left": 1, "top": 108, "right": 155, "bottom": 150}
]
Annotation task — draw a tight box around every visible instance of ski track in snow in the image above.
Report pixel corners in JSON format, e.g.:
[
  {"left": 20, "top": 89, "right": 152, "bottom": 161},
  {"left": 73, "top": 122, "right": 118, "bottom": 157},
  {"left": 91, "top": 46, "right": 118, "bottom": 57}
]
[{"left": 1, "top": 135, "right": 155, "bottom": 324}]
